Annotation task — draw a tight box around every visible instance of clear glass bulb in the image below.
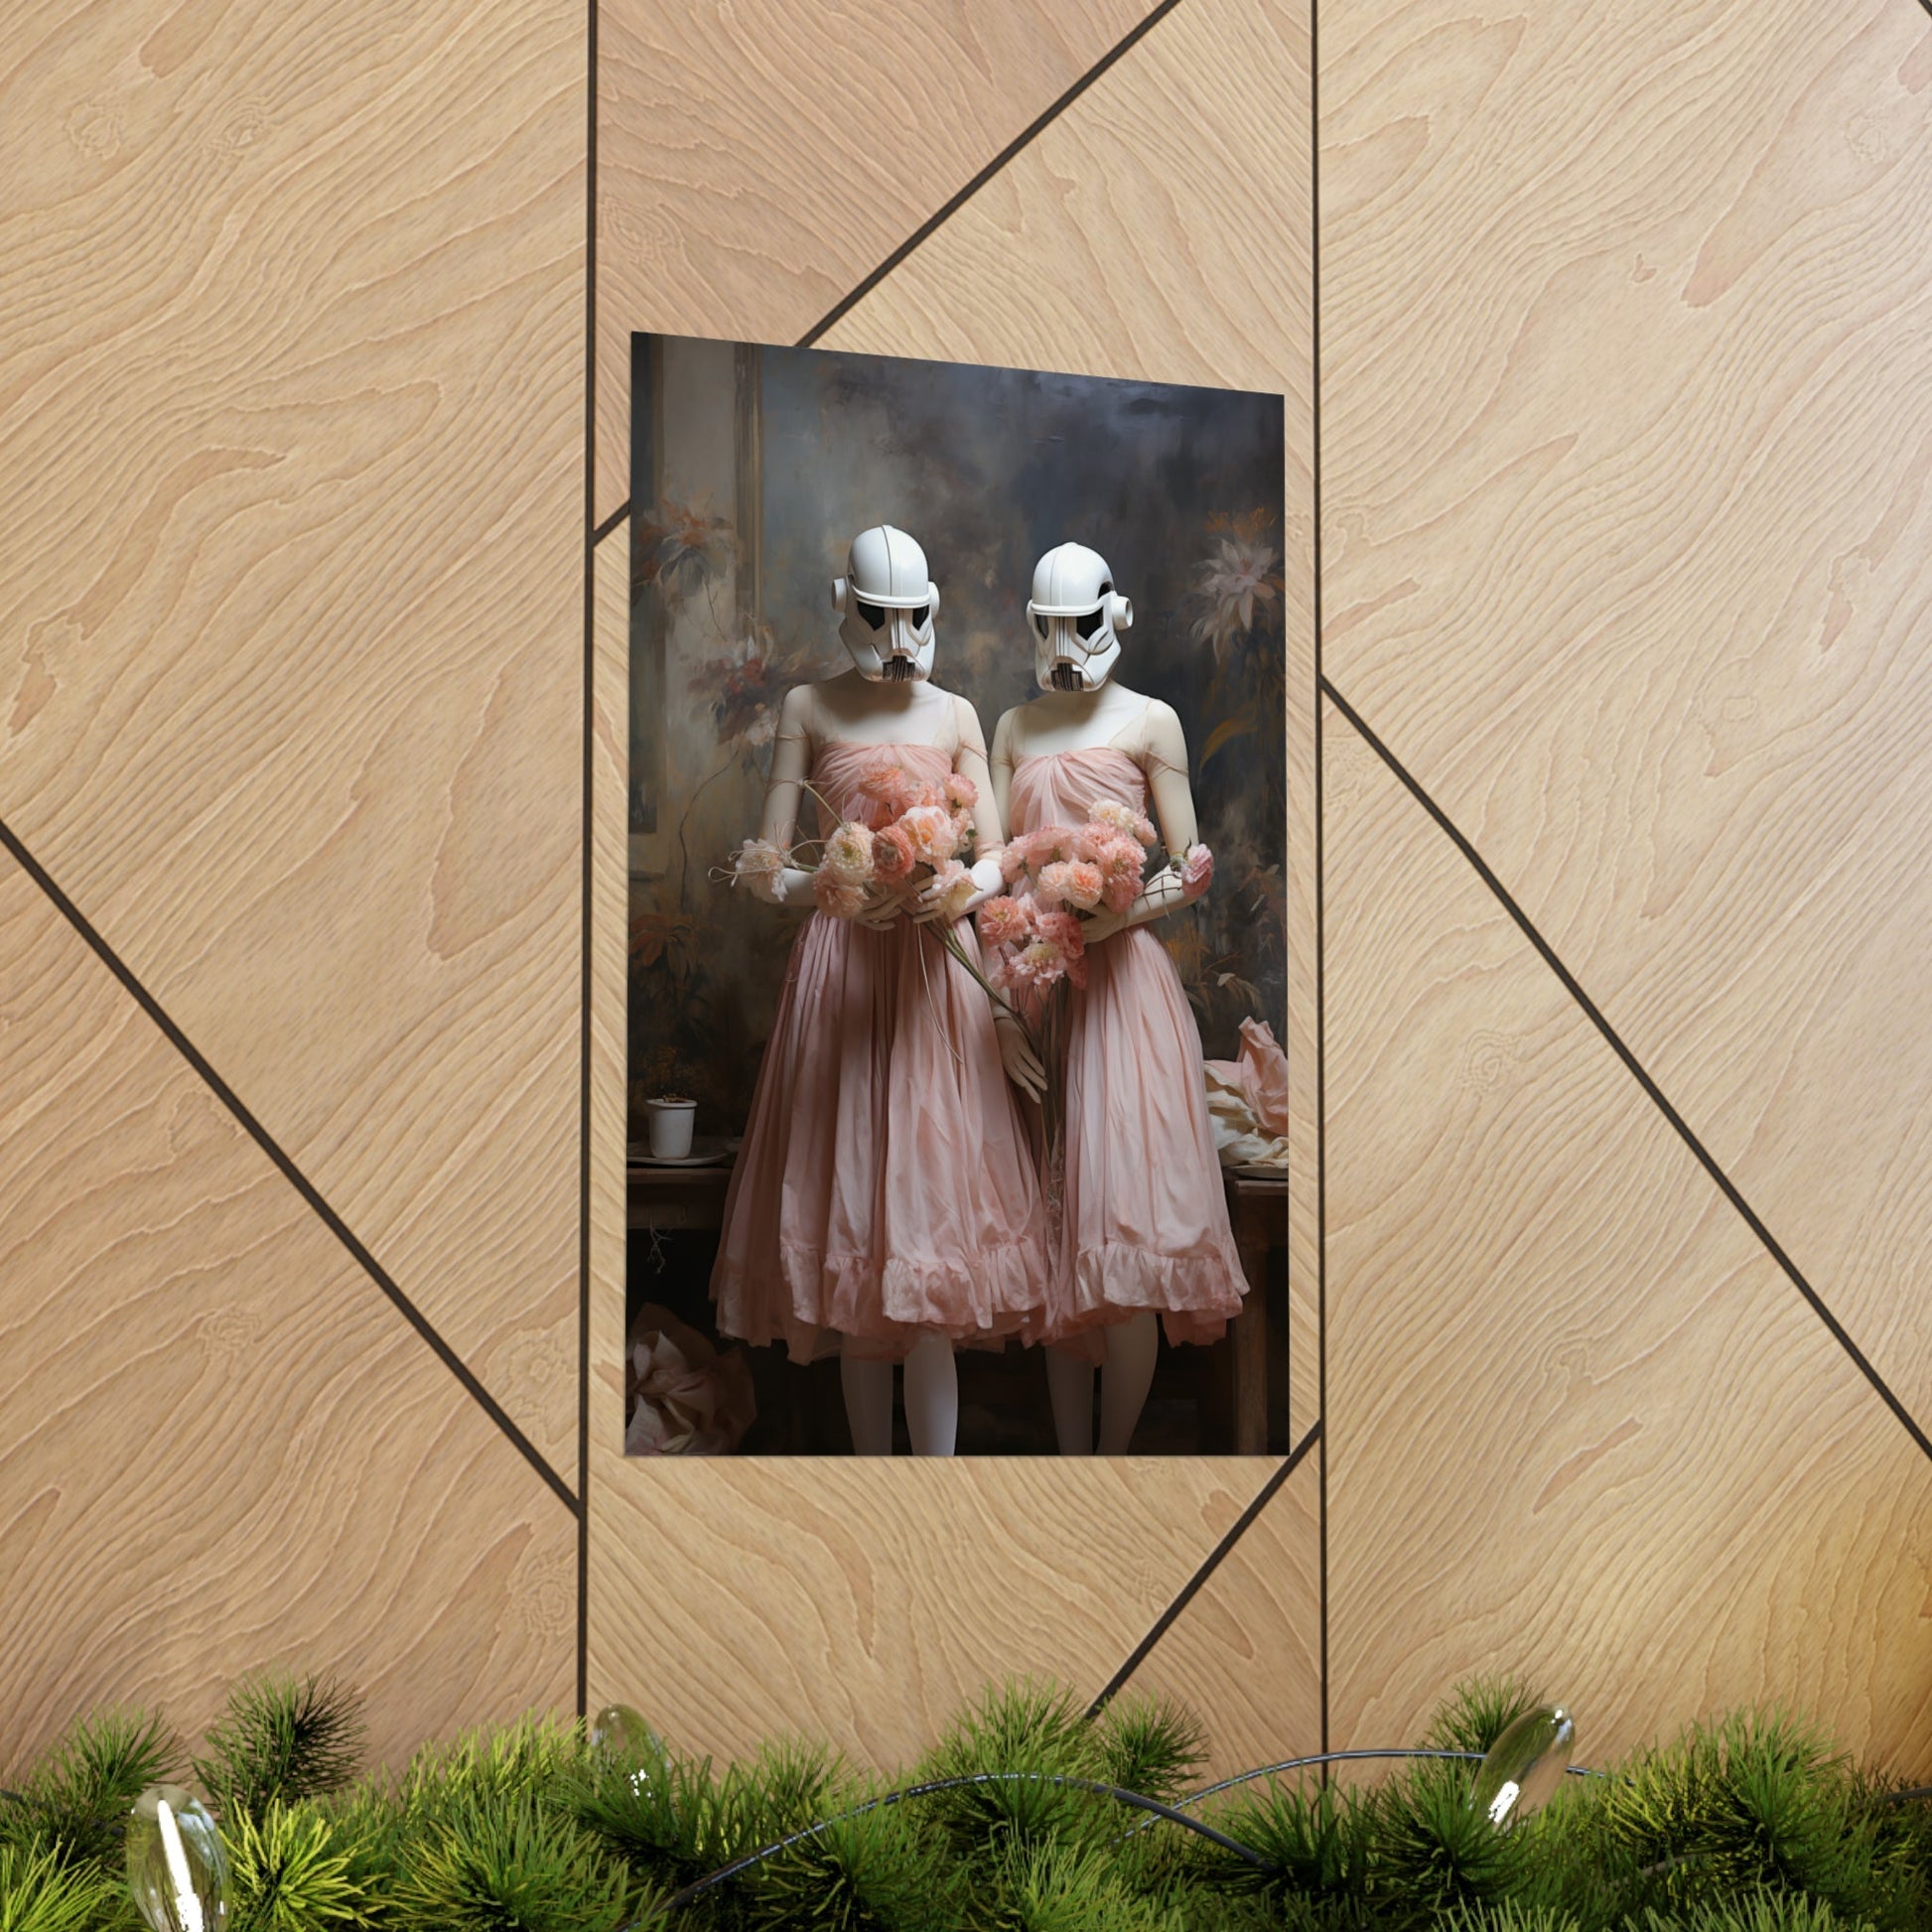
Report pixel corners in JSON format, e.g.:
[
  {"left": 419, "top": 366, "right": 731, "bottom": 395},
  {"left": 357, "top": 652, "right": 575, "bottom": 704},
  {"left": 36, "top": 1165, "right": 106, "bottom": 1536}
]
[
  {"left": 127, "top": 1785, "right": 228, "bottom": 1932},
  {"left": 590, "top": 1703, "right": 672, "bottom": 1806},
  {"left": 1470, "top": 1706, "right": 1576, "bottom": 1828}
]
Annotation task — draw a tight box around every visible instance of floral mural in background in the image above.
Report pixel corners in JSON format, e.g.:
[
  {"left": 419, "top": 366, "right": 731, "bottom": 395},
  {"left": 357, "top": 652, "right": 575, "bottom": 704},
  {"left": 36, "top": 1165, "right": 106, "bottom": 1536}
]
[{"left": 628, "top": 336, "right": 1288, "bottom": 1145}]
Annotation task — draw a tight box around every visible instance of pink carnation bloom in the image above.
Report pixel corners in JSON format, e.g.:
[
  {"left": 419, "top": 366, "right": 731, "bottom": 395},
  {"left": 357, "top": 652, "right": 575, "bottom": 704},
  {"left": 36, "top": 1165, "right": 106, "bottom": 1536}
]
[
  {"left": 813, "top": 870, "right": 869, "bottom": 919},
  {"left": 820, "top": 820, "right": 876, "bottom": 888},
  {"left": 1000, "top": 844, "right": 1031, "bottom": 886},
  {"left": 858, "top": 762, "right": 917, "bottom": 818},
  {"left": 1100, "top": 870, "right": 1141, "bottom": 914},
  {"left": 943, "top": 772, "right": 978, "bottom": 811},
  {"left": 1178, "top": 843, "right": 1214, "bottom": 901},
  {"left": 872, "top": 822, "right": 917, "bottom": 886},
  {"left": 899, "top": 803, "right": 958, "bottom": 866},
  {"left": 1061, "top": 860, "right": 1104, "bottom": 910},
  {"left": 977, "top": 895, "right": 1034, "bottom": 949},
  {"left": 1090, "top": 797, "right": 1158, "bottom": 846},
  {"left": 1024, "top": 824, "right": 1080, "bottom": 870},
  {"left": 1035, "top": 860, "right": 1074, "bottom": 906},
  {"left": 1019, "top": 937, "right": 1067, "bottom": 991},
  {"left": 731, "top": 837, "right": 789, "bottom": 899},
  {"left": 1034, "top": 912, "right": 1088, "bottom": 991}
]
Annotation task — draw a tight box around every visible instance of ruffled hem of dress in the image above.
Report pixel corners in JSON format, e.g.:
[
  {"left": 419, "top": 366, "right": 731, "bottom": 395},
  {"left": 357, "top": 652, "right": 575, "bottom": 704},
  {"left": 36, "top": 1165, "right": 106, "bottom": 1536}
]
[
  {"left": 715, "top": 1227, "right": 1051, "bottom": 1363},
  {"left": 1038, "top": 1239, "right": 1248, "bottom": 1350}
]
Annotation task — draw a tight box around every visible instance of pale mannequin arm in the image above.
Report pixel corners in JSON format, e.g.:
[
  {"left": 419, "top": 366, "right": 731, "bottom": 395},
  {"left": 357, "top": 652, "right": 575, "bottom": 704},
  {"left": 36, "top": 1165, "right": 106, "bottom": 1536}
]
[
  {"left": 1083, "top": 701, "right": 1201, "bottom": 944},
  {"left": 741, "top": 685, "right": 902, "bottom": 928}
]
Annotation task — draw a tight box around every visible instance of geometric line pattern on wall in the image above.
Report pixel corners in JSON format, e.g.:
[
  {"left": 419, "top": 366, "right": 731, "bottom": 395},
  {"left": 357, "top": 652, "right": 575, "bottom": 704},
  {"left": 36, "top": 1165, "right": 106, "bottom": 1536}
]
[
  {"left": 0, "top": 0, "right": 586, "bottom": 1476},
  {"left": 1087, "top": 1420, "right": 1321, "bottom": 1720},
  {"left": 1319, "top": 0, "right": 1932, "bottom": 1449},
  {"left": 1090, "top": 1439, "right": 1322, "bottom": 1779},
  {"left": 0, "top": 848, "right": 576, "bottom": 1771},
  {"left": 1319, "top": 679, "right": 1932, "bottom": 1470},
  {"left": 1321, "top": 701, "right": 1932, "bottom": 1771},
  {"left": 591, "top": 0, "right": 1199, "bottom": 553},
  {"left": 592, "top": 0, "right": 1163, "bottom": 523},
  {"left": 0, "top": 811, "right": 578, "bottom": 1515}
]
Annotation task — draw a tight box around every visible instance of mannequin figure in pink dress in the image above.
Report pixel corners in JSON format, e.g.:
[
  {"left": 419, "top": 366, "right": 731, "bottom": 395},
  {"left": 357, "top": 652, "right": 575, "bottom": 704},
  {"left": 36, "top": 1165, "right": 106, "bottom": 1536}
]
[
  {"left": 990, "top": 542, "right": 1246, "bottom": 1453},
  {"left": 712, "top": 525, "right": 1047, "bottom": 1455}
]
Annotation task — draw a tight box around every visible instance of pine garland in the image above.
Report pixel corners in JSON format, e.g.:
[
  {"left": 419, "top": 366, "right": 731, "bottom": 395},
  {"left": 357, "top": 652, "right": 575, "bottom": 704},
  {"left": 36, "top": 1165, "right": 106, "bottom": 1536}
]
[{"left": 2, "top": 1674, "right": 1928, "bottom": 1930}]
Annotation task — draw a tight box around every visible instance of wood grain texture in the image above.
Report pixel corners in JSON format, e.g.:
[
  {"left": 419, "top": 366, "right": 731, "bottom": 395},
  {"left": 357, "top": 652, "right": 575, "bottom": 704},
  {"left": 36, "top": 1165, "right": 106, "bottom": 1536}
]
[
  {"left": 0, "top": 854, "right": 574, "bottom": 1774},
  {"left": 1112, "top": 1446, "right": 1320, "bottom": 1779},
  {"left": 1321, "top": 0, "right": 1932, "bottom": 1438},
  {"left": 0, "top": 0, "right": 586, "bottom": 1470},
  {"left": 590, "top": 1455, "right": 1285, "bottom": 1771},
  {"left": 1324, "top": 704, "right": 1932, "bottom": 1772},
  {"left": 824, "top": 0, "right": 1319, "bottom": 1439},
  {"left": 593, "top": 0, "right": 1153, "bottom": 523}
]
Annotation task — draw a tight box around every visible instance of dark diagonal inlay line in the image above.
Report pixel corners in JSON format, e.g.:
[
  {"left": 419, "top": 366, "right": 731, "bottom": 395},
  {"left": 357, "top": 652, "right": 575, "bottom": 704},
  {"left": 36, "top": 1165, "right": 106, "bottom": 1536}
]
[
  {"left": 1086, "top": 1421, "right": 1323, "bottom": 1718},
  {"left": 0, "top": 814, "right": 582, "bottom": 1516},
  {"left": 1319, "top": 677, "right": 1932, "bottom": 1466},
  {"left": 593, "top": 498, "right": 628, "bottom": 547},
  {"left": 797, "top": 0, "right": 1187, "bottom": 349}
]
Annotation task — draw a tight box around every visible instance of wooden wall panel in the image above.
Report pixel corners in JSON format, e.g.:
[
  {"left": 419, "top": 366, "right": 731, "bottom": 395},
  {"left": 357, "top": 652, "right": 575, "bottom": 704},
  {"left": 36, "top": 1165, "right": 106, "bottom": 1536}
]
[
  {"left": 825, "top": 0, "right": 1319, "bottom": 1441},
  {"left": 1320, "top": 0, "right": 1932, "bottom": 1434},
  {"left": 0, "top": 0, "right": 586, "bottom": 1473},
  {"left": 1113, "top": 1447, "right": 1321, "bottom": 1779},
  {"left": 1324, "top": 707, "right": 1932, "bottom": 1771},
  {"left": 593, "top": 0, "right": 1152, "bottom": 523},
  {"left": 588, "top": 0, "right": 1317, "bottom": 1775},
  {"left": 0, "top": 855, "right": 574, "bottom": 1773}
]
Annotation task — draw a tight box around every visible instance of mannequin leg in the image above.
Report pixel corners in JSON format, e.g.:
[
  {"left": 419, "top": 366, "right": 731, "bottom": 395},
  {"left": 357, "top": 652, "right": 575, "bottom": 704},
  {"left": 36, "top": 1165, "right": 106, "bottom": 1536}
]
[
  {"left": 901, "top": 1333, "right": 959, "bottom": 1456},
  {"left": 1045, "top": 1347, "right": 1096, "bottom": 1455},
  {"left": 840, "top": 1345, "right": 896, "bottom": 1455},
  {"left": 1096, "top": 1311, "right": 1160, "bottom": 1455}
]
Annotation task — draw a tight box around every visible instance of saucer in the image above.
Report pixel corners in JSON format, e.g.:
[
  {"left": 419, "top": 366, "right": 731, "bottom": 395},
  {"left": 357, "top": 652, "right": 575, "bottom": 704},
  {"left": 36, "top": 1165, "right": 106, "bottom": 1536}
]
[{"left": 627, "top": 1135, "right": 736, "bottom": 1169}]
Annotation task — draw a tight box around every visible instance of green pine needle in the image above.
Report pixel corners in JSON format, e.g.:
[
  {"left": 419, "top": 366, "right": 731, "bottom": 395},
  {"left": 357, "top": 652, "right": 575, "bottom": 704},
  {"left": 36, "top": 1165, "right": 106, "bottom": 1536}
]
[
  {"left": 389, "top": 1791, "right": 654, "bottom": 1932},
  {"left": 224, "top": 1799, "right": 363, "bottom": 1932},
  {"left": 196, "top": 1674, "right": 365, "bottom": 1818},
  {"left": 1427, "top": 1677, "right": 1544, "bottom": 1757},
  {"left": 0, "top": 1843, "right": 124, "bottom": 1932},
  {"left": 9, "top": 1710, "right": 176, "bottom": 1873}
]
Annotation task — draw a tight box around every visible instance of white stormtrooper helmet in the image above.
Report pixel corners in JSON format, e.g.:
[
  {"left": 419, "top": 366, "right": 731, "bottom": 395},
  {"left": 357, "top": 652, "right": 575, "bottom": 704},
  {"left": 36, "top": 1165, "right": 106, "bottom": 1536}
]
[
  {"left": 1028, "top": 541, "right": 1132, "bottom": 691},
  {"left": 832, "top": 524, "right": 939, "bottom": 682}
]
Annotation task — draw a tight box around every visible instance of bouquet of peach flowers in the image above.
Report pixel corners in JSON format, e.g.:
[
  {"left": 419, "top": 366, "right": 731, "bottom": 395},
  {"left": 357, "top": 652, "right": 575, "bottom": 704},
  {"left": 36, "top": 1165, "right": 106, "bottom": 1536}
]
[
  {"left": 726, "top": 759, "right": 984, "bottom": 924},
  {"left": 974, "top": 798, "right": 1213, "bottom": 1207}
]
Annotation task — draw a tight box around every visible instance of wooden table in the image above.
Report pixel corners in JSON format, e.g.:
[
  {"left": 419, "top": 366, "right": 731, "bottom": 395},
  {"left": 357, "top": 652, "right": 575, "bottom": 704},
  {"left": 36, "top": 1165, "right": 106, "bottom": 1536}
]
[{"left": 626, "top": 1156, "right": 1286, "bottom": 1452}]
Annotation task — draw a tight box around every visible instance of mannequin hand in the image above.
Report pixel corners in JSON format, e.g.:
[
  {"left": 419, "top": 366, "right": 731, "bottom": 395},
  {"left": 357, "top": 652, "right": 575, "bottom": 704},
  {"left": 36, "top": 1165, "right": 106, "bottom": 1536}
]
[
  {"left": 854, "top": 889, "right": 909, "bottom": 931},
  {"left": 909, "top": 856, "right": 1004, "bottom": 924},
  {"left": 994, "top": 1013, "right": 1046, "bottom": 1104},
  {"left": 1080, "top": 905, "right": 1130, "bottom": 945}
]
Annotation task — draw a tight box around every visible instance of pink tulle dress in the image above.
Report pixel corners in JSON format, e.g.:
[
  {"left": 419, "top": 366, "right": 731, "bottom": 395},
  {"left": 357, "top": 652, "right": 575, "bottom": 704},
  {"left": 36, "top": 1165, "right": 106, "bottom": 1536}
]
[
  {"left": 1008, "top": 744, "right": 1247, "bottom": 1348},
  {"left": 710, "top": 741, "right": 1050, "bottom": 1362}
]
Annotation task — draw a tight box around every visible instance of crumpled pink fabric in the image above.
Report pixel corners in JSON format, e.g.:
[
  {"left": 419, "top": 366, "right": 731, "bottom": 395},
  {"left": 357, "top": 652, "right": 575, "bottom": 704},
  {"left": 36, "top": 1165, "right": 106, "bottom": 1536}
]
[
  {"left": 1202, "top": 1017, "right": 1291, "bottom": 1168},
  {"left": 624, "top": 1304, "right": 757, "bottom": 1455}
]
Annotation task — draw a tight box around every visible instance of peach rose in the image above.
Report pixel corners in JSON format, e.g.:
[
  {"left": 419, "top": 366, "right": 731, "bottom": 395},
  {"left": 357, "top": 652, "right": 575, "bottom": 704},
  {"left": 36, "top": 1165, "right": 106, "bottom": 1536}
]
[
  {"left": 820, "top": 820, "right": 876, "bottom": 888},
  {"left": 813, "top": 870, "right": 869, "bottom": 919},
  {"left": 899, "top": 804, "right": 958, "bottom": 866},
  {"left": 872, "top": 822, "right": 917, "bottom": 886}
]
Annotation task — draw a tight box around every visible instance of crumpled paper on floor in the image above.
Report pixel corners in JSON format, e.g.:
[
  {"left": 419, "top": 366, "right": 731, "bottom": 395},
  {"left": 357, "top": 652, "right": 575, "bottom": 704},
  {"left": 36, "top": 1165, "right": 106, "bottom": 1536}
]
[
  {"left": 624, "top": 1303, "right": 757, "bottom": 1454},
  {"left": 1203, "top": 1017, "right": 1291, "bottom": 1170}
]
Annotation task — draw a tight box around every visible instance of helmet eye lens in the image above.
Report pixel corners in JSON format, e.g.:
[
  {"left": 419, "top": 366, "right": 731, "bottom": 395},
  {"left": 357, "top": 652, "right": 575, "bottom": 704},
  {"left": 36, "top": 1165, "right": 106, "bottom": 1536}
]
[
  {"left": 1034, "top": 615, "right": 1048, "bottom": 639},
  {"left": 909, "top": 605, "right": 928, "bottom": 627},
  {"left": 856, "top": 599, "right": 887, "bottom": 631},
  {"left": 1075, "top": 608, "right": 1105, "bottom": 639}
]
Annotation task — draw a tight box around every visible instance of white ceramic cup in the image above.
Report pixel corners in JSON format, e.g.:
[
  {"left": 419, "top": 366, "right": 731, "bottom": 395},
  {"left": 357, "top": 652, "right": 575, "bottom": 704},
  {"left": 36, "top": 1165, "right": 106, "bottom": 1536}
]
[{"left": 644, "top": 1098, "right": 697, "bottom": 1160}]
